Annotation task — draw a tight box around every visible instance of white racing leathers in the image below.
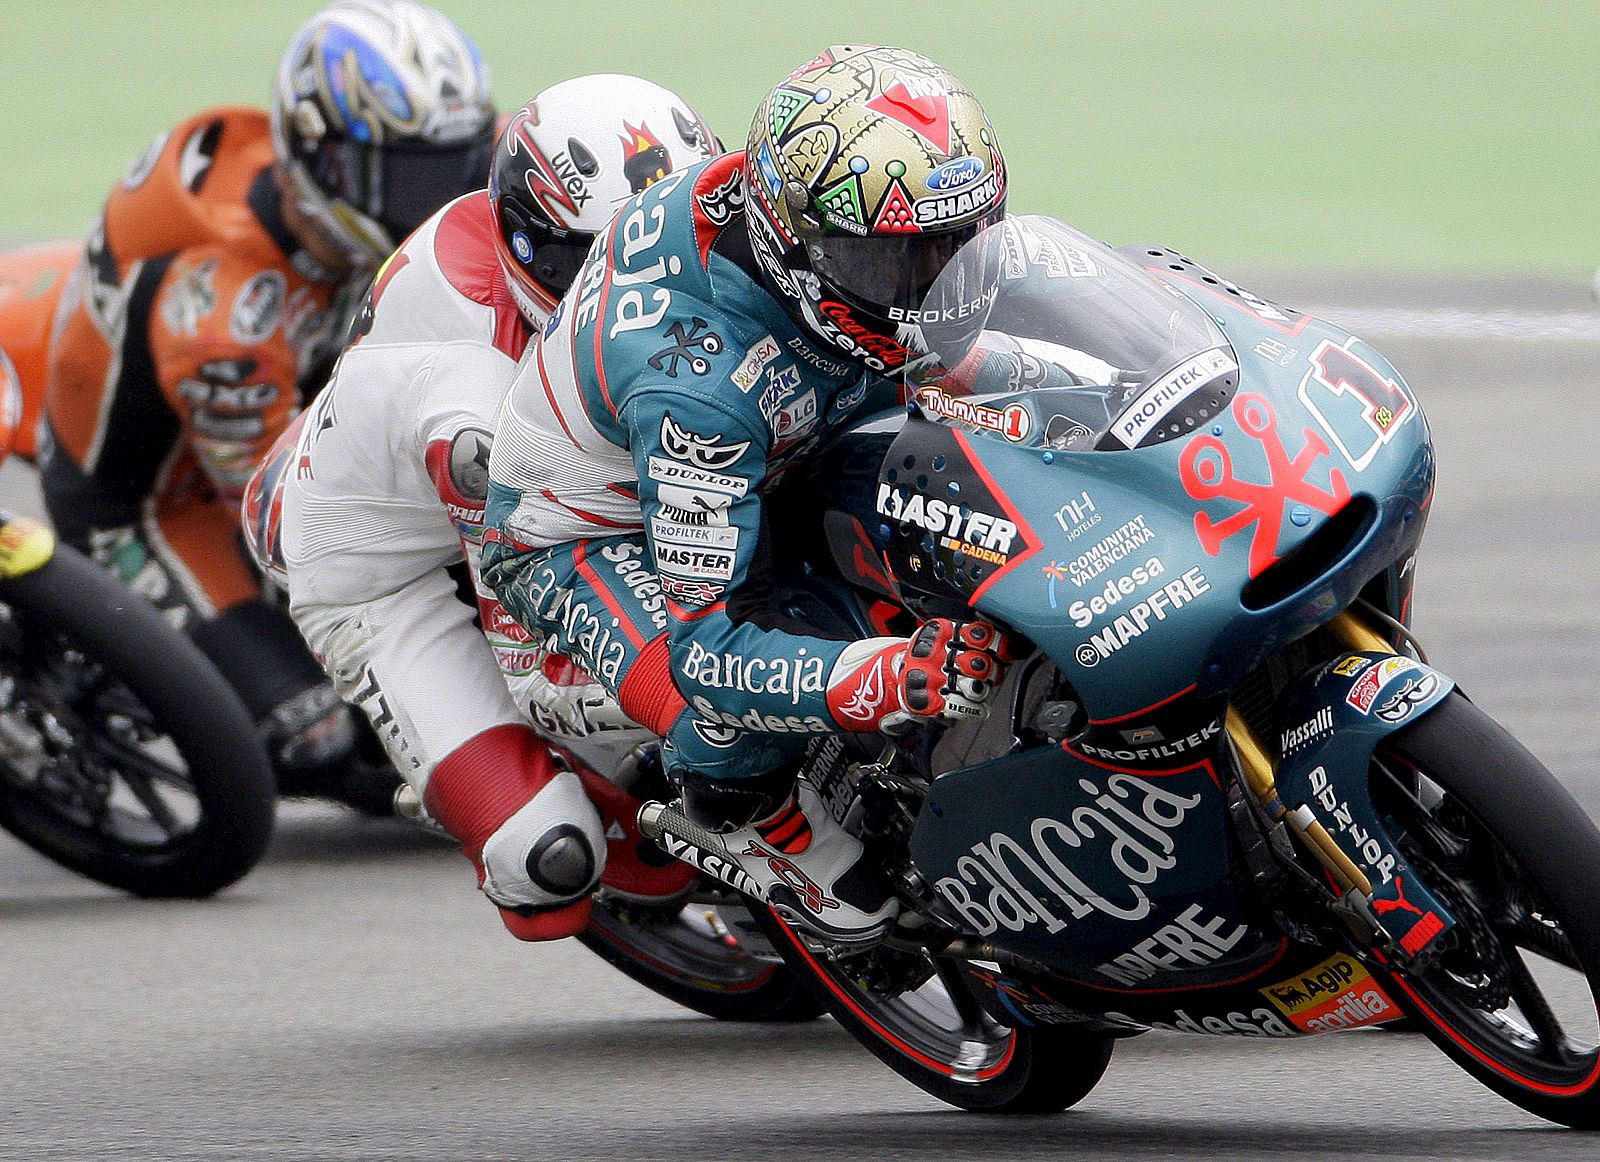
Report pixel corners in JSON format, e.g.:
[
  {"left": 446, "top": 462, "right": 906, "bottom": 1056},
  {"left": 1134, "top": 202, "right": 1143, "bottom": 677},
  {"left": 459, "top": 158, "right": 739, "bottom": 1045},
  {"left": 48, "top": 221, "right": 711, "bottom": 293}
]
[{"left": 253, "top": 192, "right": 641, "bottom": 797}]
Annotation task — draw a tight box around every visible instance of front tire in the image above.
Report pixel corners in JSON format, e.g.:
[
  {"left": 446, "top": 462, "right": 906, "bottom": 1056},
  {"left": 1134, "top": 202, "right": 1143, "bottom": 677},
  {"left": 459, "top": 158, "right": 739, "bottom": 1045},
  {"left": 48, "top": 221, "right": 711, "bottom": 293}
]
[
  {"left": 1372, "top": 692, "right": 1600, "bottom": 1128},
  {"left": 0, "top": 541, "right": 276, "bottom": 897}
]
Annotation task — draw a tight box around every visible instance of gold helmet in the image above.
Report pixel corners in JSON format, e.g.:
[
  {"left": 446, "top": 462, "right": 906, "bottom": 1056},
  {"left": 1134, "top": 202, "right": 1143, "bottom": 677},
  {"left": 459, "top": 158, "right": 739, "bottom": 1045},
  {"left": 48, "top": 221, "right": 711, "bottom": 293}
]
[{"left": 744, "top": 45, "right": 1006, "bottom": 375}]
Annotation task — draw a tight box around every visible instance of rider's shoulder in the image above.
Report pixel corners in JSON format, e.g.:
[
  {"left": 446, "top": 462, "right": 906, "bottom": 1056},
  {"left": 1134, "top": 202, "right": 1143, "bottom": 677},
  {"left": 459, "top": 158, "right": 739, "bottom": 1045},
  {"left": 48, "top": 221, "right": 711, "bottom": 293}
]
[
  {"left": 103, "top": 106, "right": 277, "bottom": 263},
  {"left": 685, "top": 152, "right": 747, "bottom": 276},
  {"left": 418, "top": 190, "right": 501, "bottom": 306},
  {"left": 359, "top": 192, "right": 526, "bottom": 354}
]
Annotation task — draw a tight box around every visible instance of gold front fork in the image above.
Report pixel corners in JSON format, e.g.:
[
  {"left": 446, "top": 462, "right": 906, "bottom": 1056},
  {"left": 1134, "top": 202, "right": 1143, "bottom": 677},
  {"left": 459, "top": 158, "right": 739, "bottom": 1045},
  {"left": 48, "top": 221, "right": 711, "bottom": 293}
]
[
  {"left": 1324, "top": 609, "right": 1394, "bottom": 654},
  {"left": 1224, "top": 610, "right": 1397, "bottom": 896}
]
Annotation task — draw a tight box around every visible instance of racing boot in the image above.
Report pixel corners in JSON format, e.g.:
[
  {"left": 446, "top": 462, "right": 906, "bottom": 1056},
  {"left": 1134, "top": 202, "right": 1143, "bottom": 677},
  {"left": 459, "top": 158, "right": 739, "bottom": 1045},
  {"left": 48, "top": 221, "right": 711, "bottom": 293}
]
[{"left": 643, "top": 766, "right": 898, "bottom": 947}]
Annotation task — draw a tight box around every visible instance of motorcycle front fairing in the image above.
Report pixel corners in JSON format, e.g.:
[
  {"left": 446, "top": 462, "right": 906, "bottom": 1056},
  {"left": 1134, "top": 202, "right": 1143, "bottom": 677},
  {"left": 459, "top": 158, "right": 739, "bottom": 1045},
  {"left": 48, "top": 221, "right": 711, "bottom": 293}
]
[
  {"left": 839, "top": 217, "right": 1447, "bottom": 997},
  {"left": 871, "top": 217, "right": 1435, "bottom": 718}
]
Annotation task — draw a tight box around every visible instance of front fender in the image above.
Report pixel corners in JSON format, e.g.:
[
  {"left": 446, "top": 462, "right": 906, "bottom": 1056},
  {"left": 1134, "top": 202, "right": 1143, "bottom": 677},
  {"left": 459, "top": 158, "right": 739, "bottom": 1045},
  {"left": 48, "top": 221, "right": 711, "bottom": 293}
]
[{"left": 1272, "top": 652, "right": 1457, "bottom": 956}]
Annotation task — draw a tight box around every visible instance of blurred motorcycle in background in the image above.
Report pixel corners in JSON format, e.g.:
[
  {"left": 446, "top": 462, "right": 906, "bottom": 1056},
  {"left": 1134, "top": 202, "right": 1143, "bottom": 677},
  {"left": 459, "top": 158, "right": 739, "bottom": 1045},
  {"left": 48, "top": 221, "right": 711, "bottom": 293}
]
[{"left": 0, "top": 245, "right": 275, "bottom": 895}]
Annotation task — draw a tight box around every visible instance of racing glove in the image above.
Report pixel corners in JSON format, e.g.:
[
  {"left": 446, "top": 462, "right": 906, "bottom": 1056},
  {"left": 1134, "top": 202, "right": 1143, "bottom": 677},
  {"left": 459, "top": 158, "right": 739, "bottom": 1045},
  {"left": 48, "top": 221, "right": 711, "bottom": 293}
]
[{"left": 825, "top": 618, "right": 1012, "bottom": 734}]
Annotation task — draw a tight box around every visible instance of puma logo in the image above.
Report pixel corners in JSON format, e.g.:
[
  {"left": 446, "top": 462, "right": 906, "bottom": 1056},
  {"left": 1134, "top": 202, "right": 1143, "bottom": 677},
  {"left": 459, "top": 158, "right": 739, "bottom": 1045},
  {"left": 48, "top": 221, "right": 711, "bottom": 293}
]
[{"left": 1372, "top": 875, "right": 1423, "bottom": 917}]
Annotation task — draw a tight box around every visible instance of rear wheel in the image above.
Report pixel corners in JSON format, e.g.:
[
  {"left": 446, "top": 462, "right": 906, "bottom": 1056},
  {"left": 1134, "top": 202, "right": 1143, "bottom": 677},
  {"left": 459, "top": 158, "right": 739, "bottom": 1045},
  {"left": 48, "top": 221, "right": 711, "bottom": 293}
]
[
  {"left": 752, "top": 904, "right": 1114, "bottom": 1112},
  {"left": 579, "top": 887, "right": 821, "bottom": 1022},
  {"left": 1372, "top": 692, "right": 1600, "bottom": 1127},
  {"left": 0, "top": 541, "right": 276, "bottom": 897}
]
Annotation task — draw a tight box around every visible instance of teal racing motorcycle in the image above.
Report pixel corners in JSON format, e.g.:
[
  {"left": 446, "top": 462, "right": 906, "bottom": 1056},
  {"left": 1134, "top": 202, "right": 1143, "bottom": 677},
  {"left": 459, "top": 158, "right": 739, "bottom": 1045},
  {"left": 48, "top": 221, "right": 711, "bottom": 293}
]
[{"left": 641, "top": 216, "right": 1600, "bottom": 1127}]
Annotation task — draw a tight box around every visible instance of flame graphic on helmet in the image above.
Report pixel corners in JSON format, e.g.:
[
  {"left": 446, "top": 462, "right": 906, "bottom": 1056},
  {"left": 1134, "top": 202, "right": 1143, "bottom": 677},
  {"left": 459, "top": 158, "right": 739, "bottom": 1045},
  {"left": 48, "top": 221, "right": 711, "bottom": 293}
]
[
  {"left": 506, "top": 111, "right": 583, "bottom": 225},
  {"left": 621, "top": 120, "right": 671, "bottom": 192}
]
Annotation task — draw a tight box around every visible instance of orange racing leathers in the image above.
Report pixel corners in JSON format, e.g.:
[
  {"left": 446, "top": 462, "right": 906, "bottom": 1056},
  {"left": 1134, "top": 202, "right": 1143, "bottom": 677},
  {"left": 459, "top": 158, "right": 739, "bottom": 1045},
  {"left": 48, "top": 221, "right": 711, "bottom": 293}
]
[{"left": 38, "top": 106, "right": 343, "bottom": 623}]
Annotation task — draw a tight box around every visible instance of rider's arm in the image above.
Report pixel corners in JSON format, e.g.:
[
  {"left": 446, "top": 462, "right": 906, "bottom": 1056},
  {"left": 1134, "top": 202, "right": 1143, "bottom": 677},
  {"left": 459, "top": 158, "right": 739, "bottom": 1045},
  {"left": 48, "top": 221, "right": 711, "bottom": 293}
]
[
  {"left": 618, "top": 388, "right": 1005, "bottom": 735},
  {"left": 618, "top": 386, "right": 866, "bottom": 730}
]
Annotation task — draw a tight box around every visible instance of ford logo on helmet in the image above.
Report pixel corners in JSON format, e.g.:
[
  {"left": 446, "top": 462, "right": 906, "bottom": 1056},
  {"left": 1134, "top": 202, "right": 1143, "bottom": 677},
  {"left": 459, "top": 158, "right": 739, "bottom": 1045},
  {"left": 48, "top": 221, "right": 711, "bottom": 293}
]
[{"left": 926, "top": 156, "right": 985, "bottom": 192}]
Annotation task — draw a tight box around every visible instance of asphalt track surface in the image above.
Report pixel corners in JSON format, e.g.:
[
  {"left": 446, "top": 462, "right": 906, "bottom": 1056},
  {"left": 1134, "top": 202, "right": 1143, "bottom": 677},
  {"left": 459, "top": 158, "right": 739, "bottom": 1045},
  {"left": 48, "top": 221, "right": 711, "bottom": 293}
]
[{"left": 4, "top": 271, "right": 1600, "bottom": 1161}]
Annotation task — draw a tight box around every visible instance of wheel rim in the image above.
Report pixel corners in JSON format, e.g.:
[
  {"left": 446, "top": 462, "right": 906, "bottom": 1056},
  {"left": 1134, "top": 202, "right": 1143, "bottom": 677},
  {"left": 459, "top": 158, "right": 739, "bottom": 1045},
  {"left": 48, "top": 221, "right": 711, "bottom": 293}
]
[
  {"left": 770, "top": 915, "right": 1019, "bottom": 1081},
  {"left": 586, "top": 893, "right": 784, "bottom": 994},
  {"left": 0, "top": 614, "right": 203, "bottom": 853},
  {"left": 1373, "top": 753, "right": 1600, "bottom": 1093}
]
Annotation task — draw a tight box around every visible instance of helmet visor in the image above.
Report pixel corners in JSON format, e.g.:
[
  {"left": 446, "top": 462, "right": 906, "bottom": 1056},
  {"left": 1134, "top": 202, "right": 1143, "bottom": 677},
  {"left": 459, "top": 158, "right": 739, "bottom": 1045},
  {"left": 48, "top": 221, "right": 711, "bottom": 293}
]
[
  {"left": 498, "top": 201, "right": 594, "bottom": 298},
  {"left": 308, "top": 133, "right": 493, "bottom": 243},
  {"left": 376, "top": 137, "right": 493, "bottom": 240},
  {"left": 802, "top": 208, "right": 1003, "bottom": 321}
]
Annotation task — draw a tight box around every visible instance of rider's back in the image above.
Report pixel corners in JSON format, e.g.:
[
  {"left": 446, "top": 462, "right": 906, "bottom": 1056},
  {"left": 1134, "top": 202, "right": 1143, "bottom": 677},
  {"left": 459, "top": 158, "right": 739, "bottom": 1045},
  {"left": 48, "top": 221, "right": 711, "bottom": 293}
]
[
  {"left": 276, "top": 190, "right": 532, "bottom": 609},
  {"left": 45, "top": 107, "right": 334, "bottom": 515}
]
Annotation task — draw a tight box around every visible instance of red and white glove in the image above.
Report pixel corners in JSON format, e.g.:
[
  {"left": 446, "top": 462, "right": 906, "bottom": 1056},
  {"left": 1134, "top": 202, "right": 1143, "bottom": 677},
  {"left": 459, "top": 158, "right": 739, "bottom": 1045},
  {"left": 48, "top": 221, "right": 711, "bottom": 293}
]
[{"left": 826, "top": 619, "right": 1012, "bottom": 734}]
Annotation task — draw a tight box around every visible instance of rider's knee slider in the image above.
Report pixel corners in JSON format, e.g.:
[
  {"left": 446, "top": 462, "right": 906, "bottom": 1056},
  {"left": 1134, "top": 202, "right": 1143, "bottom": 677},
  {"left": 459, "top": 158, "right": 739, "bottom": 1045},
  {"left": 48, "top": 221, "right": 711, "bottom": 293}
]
[{"left": 425, "top": 723, "right": 605, "bottom": 909}]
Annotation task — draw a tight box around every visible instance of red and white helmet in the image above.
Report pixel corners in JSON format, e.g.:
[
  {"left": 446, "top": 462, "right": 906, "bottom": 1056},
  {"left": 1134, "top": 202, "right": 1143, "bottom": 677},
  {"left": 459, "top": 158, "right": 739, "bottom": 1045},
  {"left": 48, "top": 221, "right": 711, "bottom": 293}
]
[{"left": 489, "top": 74, "right": 718, "bottom": 321}]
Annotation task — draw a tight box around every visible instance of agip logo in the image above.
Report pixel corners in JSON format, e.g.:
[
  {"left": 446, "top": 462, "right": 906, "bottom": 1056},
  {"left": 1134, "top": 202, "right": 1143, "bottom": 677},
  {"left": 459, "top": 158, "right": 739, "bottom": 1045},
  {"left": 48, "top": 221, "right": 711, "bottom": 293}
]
[{"left": 1259, "top": 953, "right": 1402, "bottom": 1034}]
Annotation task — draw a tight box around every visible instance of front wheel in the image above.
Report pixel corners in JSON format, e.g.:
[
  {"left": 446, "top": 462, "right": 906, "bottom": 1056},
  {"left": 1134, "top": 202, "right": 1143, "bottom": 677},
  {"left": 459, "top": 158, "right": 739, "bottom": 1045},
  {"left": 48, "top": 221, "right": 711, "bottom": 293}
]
[
  {"left": 0, "top": 540, "right": 276, "bottom": 897},
  {"left": 1371, "top": 692, "right": 1600, "bottom": 1127},
  {"left": 751, "top": 904, "right": 1114, "bottom": 1112}
]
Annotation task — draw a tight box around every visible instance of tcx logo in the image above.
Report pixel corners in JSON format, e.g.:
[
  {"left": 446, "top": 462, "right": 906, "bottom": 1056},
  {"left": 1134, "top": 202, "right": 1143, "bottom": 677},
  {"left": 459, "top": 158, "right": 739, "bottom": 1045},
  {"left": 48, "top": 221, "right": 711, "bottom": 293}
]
[
  {"left": 176, "top": 378, "right": 277, "bottom": 408},
  {"left": 745, "top": 839, "right": 838, "bottom": 915}
]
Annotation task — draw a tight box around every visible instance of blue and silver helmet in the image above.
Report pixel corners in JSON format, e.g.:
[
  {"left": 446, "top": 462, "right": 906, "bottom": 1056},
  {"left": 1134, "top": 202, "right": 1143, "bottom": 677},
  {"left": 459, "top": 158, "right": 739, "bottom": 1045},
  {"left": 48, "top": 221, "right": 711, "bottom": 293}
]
[{"left": 271, "top": 0, "right": 495, "bottom": 267}]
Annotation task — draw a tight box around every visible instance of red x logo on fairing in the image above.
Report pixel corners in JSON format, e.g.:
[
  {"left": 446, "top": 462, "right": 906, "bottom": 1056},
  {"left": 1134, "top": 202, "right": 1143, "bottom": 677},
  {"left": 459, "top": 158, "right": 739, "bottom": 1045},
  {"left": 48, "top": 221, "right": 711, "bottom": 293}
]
[{"left": 1180, "top": 393, "right": 1351, "bottom": 577}]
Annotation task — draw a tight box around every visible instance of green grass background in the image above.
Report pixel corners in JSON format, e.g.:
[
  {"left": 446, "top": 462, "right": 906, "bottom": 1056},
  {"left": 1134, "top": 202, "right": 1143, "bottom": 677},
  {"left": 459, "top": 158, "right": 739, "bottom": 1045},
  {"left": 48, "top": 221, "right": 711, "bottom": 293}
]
[{"left": 2, "top": 1, "right": 1594, "bottom": 275}]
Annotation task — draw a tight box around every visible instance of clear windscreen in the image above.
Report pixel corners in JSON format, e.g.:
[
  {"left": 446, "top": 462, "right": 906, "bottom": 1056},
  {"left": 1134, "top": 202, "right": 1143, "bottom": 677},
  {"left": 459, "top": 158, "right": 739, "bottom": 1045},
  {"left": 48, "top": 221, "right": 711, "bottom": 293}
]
[{"left": 906, "top": 215, "right": 1238, "bottom": 450}]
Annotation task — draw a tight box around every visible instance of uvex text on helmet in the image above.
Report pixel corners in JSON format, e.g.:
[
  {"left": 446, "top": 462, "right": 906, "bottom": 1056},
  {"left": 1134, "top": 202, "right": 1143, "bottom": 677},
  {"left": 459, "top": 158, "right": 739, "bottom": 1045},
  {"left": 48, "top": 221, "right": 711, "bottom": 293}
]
[
  {"left": 272, "top": 0, "right": 495, "bottom": 267},
  {"left": 744, "top": 45, "right": 1006, "bottom": 375}
]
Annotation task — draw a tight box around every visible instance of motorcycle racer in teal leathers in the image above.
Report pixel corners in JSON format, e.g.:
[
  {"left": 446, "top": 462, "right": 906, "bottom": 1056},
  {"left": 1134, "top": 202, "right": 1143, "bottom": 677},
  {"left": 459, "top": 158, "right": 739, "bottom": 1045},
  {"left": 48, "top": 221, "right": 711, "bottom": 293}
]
[{"left": 484, "top": 46, "right": 1013, "bottom": 944}]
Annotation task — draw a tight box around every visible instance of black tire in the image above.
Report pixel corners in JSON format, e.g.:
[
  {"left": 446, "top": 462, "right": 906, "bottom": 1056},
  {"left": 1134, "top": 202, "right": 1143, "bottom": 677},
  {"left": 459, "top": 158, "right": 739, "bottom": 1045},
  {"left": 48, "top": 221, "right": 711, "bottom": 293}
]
[
  {"left": 578, "top": 885, "right": 822, "bottom": 1022},
  {"left": 1372, "top": 692, "right": 1600, "bottom": 1128},
  {"left": 0, "top": 540, "right": 276, "bottom": 897},
  {"left": 752, "top": 903, "right": 1114, "bottom": 1112}
]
